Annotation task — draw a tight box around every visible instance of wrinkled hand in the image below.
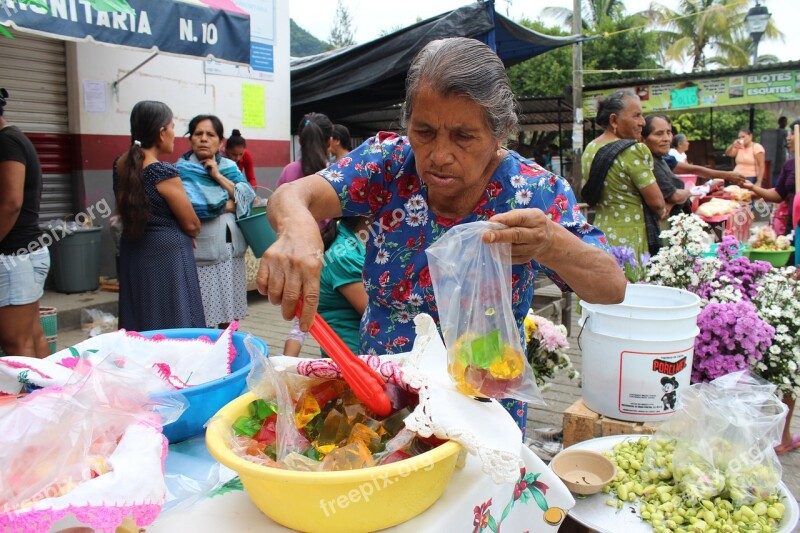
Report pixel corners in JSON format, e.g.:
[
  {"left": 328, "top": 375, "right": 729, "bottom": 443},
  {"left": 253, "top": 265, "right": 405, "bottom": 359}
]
[
  {"left": 482, "top": 208, "right": 555, "bottom": 264},
  {"left": 256, "top": 219, "right": 324, "bottom": 329}
]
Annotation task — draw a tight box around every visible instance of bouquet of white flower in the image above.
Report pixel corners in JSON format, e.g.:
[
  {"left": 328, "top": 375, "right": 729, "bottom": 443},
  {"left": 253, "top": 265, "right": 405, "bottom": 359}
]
[{"left": 752, "top": 266, "right": 800, "bottom": 396}]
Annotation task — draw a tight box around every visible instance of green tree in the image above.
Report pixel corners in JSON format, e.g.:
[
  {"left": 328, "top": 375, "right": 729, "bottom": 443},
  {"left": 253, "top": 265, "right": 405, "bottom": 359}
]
[
  {"left": 538, "top": 0, "right": 662, "bottom": 83},
  {"left": 671, "top": 109, "right": 775, "bottom": 150},
  {"left": 541, "top": 0, "right": 626, "bottom": 31},
  {"left": 646, "top": 0, "right": 783, "bottom": 71},
  {"left": 506, "top": 19, "right": 572, "bottom": 98},
  {"left": 328, "top": 0, "right": 356, "bottom": 49},
  {"left": 582, "top": 16, "right": 661, "bottom": 84},
  {"left": 290, "top": 19, "right": 328, "bottom": 57}
]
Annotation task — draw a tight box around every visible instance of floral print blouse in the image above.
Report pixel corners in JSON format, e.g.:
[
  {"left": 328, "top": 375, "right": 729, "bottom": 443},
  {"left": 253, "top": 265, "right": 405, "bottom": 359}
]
[{"left": 319, "top": 132, "right": 608, "bottom": 355}]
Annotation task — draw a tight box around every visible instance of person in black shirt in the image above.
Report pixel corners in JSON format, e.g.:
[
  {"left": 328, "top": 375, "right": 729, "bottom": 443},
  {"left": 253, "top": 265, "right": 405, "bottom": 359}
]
[
  {"left": 0, "top": 88, "right": 50, "bottom": 357},
  {"left": 642, "top": 115, "right": 691, "bottom": 218}
]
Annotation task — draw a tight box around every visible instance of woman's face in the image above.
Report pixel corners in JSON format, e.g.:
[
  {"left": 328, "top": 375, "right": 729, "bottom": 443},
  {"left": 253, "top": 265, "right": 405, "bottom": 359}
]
[
  {"left": 737, "top": 131, "right": 752, "bottom": 147},
  {"left": 679, "top": 139, "right": 690, "bottom": 152},
  {"left": 226, "top": 144, "right": 244, "bottom": 163},
  {"left": 159, "top": 119, "right": 175, "bottom": 153},
  {"left": 190, "top": 119, "right": 222, "bottom": 160},
  {"left": 644, "top": 117, "right": 673, "bottom": 157},
  {"left": 407, "top": 87, "right": 500, "bottom": 210},
  {"left": 612, "top": 97, "right": 645, "bottom": 140}
]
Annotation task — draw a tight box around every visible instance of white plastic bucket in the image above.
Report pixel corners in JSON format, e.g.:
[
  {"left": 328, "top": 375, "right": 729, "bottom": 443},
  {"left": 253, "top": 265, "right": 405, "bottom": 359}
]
[{"left": 579, "top": 284, "right": 701, "bottom": 422}]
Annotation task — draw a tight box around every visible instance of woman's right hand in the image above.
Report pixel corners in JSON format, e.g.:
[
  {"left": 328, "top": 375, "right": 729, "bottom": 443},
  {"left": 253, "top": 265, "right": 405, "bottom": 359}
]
[{"left": 256, "top": 217, "right": 325, "bottom": 329}]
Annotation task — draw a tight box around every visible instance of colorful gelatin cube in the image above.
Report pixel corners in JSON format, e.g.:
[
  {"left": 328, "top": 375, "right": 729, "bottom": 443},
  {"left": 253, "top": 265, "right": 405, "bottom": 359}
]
[
  {"left": 232, "top": 415, "right": 262, "bottom": 437},
  {"left": 468, "top": 329, "right": 504, "bottom": 368},
  {"left": 294, "top": 393, "right": 321, "bottom": 429},
  {"left": 487, "top": 347, "right": 525, "bottom": 379},
  {"left": 381, "top": 407, "right": 411, "bottom": 437},
  {"left": 378, "top": 449, "right": 412, "bottom": 465},
  {"left": 321, "top": 440, "right": 376, "bottom": 471},
  {"left": 254, "top": 414, "right": 278, "bottom": 445},
  {"left": 317, "top": 408, "right": 350, "bottom": 449},
  {"left": 348, "top": 423, "right": 383, "bottom": 453}
]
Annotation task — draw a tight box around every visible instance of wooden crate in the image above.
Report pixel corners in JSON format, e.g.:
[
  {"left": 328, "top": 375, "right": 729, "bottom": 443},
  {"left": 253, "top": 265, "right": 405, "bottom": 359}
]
[{"left": 562, "top": 399, "right": 658, "bottom": 448}]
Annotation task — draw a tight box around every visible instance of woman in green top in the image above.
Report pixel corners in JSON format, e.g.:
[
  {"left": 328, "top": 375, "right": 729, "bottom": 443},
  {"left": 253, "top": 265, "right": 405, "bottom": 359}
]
[
  {"left": 582, "top": 90, "right": 665, "bottom": 259},
  {"left": 283, "top": 217, "right": 369, "bottom": 356}
]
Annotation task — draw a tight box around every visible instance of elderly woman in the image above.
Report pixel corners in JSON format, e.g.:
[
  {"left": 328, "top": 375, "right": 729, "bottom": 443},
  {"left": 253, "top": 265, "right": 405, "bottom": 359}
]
[
  {"left": 177, "top": 115, "right": 255, "bottom": 328},
  {"left": 668, "top": 133, "right": 689, "bottom": 163},
  {"left": 257, "top": 38, "right": 625, "bottom": 432},
  {"left": 581, "top": 90, "right": 666, "bottom": 257}
]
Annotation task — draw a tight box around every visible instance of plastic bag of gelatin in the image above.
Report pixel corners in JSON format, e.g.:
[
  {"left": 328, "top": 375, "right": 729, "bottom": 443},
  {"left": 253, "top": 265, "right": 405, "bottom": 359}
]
[{"left": 425, "top": 221, "right": 543, "bottom": 404}]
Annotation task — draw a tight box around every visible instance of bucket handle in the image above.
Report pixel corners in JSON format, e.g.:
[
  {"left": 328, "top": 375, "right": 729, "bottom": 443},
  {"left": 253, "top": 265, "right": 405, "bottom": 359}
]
[
  {"left": 255, "top": 185, "right": 274, "bottom": 197},
  {"left": 576, "top": 315, "right": 589, "bottom": 352}
]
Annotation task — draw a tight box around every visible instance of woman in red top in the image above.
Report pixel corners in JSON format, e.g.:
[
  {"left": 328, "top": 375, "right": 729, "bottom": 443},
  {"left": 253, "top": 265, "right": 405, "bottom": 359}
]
[{"left": 225, "top": 129, "right": 256, "bottom": 187}]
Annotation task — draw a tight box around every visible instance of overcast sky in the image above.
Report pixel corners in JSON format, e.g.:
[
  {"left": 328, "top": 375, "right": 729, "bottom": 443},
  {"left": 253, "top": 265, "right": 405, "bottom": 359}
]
[{"left": 290, "top": 0, "right": 797, "bottom": 71}]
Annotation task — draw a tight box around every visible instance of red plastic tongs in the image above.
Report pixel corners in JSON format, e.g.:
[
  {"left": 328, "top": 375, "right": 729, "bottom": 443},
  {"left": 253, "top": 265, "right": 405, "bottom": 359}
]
[{"left": 295, "top": 298, "right": 392, "bottom": 416}]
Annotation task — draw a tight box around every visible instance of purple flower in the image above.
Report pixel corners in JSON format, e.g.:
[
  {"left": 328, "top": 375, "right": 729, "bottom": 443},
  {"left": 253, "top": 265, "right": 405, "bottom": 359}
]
[{"left": 693, "top": 301, "right": 775, "bottom": 383}]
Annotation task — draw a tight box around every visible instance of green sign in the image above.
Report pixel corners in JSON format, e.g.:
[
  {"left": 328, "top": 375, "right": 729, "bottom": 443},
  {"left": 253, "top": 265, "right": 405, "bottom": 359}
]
[
  {"left": 583, "top": 69, "right": 800, "bottom": 118},
  {"left": 670, "top": 86, "right": 698, "bottom": 109}
]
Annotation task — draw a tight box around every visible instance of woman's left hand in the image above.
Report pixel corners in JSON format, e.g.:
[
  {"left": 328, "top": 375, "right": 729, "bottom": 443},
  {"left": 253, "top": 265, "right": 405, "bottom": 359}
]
[
  {"left": 482, "top": 209, "right": 554, "bottom": 264},
  {"left": 202, "top": 158, "right": 221, "bottom": 179}
]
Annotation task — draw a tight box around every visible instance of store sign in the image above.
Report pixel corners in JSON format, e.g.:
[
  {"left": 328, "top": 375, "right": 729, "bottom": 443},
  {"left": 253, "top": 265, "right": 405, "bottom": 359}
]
[
  {"left": 0, "top": 0, "right": 250, "bottom": 64},
  {"left": 583, "top": 69, "right": 800, "bottom": 118}
]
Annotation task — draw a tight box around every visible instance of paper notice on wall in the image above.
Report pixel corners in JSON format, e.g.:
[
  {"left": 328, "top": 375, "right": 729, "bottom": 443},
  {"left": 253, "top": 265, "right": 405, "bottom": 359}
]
[
  {"left": 83, "top": 80, "right": 106, "bottom": 113},
  {"left": 242, "top": 83, "right": 265, "bottom": 128}
]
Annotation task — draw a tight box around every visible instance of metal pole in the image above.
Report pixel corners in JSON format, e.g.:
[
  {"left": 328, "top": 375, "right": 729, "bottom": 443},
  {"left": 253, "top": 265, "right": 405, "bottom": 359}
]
[
  {"left": 571, "top": 0, "right": 584, "bottom": 198},
  {"left": 557, "top": 99, "right": 563, "bottom": 175},
  {"left": 751, "top": 35, "right": 760, "bottom": 66}
]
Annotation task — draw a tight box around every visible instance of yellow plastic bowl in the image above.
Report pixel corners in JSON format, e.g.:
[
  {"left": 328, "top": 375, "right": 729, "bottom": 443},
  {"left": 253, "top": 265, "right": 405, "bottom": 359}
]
[{"left": 206, "top": 392, "right": 462, "bottom": 533}]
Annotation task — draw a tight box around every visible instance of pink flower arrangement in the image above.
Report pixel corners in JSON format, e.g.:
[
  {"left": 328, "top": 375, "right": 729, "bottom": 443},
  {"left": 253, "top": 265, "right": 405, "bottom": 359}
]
[{"left": 692, "top": 300, "right": 775, "bottom": 384}]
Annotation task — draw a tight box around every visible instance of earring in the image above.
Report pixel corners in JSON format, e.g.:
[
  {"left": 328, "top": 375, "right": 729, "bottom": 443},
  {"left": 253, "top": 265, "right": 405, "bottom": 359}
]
[{"left": 613, "top": 126, "right": 618, "bottom": 136}]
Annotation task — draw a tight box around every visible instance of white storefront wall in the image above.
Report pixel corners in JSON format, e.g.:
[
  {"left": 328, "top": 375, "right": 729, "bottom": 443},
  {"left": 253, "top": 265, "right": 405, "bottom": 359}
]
[{"left": 66, "top": 1, "right": 290, "bottom": 142}]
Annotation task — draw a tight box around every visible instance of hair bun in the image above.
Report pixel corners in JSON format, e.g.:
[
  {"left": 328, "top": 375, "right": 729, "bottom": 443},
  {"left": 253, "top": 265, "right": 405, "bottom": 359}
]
[
  {"left": 0, "top": 88, "right": 8, "bottom": 108},
  {"left": 231, "top": 129, "right": 241, "bottom": 136}
]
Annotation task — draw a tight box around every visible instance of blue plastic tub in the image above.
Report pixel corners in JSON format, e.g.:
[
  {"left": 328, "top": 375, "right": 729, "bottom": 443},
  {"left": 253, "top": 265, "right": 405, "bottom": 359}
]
[{"left": 144, "top": 328, "right": 268, "bottom": 443}]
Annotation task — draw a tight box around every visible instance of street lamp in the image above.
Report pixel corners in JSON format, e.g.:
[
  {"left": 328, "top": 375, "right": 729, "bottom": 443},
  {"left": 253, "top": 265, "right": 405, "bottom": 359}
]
[{"left": 744, "top": 1, "right": 771, "bottom": 66}]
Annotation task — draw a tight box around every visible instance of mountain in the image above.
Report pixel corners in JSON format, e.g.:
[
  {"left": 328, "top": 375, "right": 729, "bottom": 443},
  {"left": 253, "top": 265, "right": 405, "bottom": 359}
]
[{"left": 290, "top": 19, "right": 329, "bottom": 57}]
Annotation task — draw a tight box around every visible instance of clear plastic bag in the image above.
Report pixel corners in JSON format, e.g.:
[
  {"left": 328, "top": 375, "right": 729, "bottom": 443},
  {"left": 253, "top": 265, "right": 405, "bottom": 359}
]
[
  {"left": 0, "top": 355, "right": 181, "bottom": 525},
  {"left": 425, "top": 221, "right": 542, "bottom": 403},
  {"left": 642, "top": 371, "right": 787, "bottom": 506},
  {"left": 80, "top": 308, "right": 118, "bottom": 337}
]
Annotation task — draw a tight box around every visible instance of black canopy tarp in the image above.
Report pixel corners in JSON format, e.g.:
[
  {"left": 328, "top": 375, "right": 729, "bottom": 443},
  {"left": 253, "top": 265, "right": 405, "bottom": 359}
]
[{"left": 290, "top": 2, "right": 585, "bottom": 134}]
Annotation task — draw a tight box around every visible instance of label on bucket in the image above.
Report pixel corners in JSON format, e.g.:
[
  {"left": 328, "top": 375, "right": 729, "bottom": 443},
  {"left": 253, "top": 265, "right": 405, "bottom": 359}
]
[{"left": 618, "top": 346, "right": 693, "bottom": 416}]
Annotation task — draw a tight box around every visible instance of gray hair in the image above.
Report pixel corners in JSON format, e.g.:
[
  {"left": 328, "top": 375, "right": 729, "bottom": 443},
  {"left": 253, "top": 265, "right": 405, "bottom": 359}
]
[
  {"left": 672, "top": 133, "right": 687, "bottom": 148},
  {"left": 401, "top": 37, "right": 518, "bottom": 140},
  {"left": 595, "top": 89, "right": 637, "bottom": 128}
]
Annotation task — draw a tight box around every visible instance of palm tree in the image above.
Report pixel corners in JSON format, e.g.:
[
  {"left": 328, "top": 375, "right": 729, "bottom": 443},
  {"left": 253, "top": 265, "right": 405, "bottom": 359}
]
[
  {"left": 540, "top": 0, "right": 627, "bottom": 32},
  {"left": 706, "top": 26, "right": 780, "bottom": 68},
  {"left": 645, "top": 0, "right": 783, "bottom": 71}
]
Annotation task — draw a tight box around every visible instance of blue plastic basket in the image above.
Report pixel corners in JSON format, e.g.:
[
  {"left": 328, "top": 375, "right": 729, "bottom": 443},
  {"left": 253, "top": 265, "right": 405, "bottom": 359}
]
[{"left": 144, "top": 328, "right": 268, "bottom": 443}]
